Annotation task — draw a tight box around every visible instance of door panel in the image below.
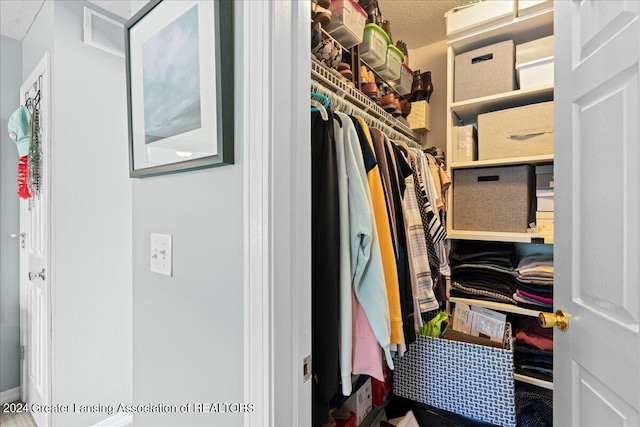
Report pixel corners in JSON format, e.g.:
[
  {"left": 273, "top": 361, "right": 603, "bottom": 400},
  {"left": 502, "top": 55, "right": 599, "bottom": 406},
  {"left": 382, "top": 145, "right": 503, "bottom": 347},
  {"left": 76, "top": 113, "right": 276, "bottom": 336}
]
[
  {"left": 555, "top": 1, "right": 639, "bottom": 425},
  {"left": 574, "top": 361, "right": 639, "bottom": 427},
  {"left": 19, "top": 53, "right": 50, "bottom": 427}
]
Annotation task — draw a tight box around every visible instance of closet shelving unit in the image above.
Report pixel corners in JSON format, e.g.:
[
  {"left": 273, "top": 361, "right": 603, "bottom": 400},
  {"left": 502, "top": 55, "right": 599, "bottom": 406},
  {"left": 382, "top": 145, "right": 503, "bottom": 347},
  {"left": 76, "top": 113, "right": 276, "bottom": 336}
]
[
  {"left": 445, "top": 5, "right": 554, "bottom": 245},
  {"left": 445, "top": 4, "right": 555, "bottom": 392}
]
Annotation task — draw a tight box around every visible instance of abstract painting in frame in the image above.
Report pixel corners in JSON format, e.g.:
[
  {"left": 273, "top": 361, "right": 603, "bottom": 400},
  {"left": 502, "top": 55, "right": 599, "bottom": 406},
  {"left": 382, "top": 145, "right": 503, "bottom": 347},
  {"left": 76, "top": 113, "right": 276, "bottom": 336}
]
[{"left": 125, "top": 0, "right": 234, "bottom": 177}]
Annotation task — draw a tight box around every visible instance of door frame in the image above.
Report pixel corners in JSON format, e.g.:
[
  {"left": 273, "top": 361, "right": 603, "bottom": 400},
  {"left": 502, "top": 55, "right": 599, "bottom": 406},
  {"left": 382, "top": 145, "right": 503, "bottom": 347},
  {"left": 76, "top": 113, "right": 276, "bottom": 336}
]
[
  {"left": 19, "top": 52, "right": 52, "bottom": 425},
  {"left": 242, "top": 1, "right": 311, "bottom": 426}
]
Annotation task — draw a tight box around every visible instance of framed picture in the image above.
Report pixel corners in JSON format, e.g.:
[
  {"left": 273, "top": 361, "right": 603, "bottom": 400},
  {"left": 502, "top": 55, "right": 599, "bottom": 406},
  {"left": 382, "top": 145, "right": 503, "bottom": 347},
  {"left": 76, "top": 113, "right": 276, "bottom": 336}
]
[{"left": 125, "top": 0, "right": 234, "bottom": 177}]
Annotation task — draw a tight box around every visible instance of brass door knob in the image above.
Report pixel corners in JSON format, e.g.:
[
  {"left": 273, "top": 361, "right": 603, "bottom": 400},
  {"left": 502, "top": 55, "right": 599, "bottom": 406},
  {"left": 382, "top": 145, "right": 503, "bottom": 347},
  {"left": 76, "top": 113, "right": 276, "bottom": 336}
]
[{"left": 538, "top": 310, "right": 569, "bottom": 332}]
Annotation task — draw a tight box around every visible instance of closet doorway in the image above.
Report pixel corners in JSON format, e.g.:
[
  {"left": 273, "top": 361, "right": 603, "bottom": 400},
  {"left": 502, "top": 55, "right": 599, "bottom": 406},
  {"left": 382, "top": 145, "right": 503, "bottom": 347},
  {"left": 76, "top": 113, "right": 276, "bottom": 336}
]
[
  {"left": 298, "top": 1, "right": 640, "bottom": 426},
  {"left": 18, "top": 53, "right": 52, "bottom": 427}
]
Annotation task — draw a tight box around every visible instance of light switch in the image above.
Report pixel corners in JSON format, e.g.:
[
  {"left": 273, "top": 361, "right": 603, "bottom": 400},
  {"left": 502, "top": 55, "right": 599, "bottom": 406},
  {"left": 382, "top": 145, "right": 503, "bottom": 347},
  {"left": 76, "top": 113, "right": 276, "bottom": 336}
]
[{"left": 150, "top": 233, "right": 172, "bottom": 276}]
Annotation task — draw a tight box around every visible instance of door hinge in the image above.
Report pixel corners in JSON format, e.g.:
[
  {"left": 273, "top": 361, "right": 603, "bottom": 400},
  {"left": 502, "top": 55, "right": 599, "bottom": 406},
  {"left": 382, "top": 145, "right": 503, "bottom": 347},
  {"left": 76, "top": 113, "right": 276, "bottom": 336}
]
[
  {"left": 11, "top": 232, "right": 25, "bottom": 249},
  {"left": 20, "top": 345, "right": 25, "bottom": 360},
  {"left": 303, "top": 354, "right": 312, "bottom": 383}
]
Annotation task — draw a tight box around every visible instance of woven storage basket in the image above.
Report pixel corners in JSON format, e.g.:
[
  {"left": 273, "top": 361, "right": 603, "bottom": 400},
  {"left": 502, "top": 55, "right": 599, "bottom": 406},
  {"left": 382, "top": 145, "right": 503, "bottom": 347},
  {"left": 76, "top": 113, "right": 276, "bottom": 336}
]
[{"left": 394, "top": 324, "right": 516, "bottom": 427}]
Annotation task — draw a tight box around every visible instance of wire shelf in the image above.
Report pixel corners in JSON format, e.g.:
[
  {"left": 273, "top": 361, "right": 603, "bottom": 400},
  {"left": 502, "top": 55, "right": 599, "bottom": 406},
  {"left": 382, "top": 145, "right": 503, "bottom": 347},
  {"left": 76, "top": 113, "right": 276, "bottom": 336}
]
[{"left": 311, "top": 57, "right": 421, "bottom": 143}]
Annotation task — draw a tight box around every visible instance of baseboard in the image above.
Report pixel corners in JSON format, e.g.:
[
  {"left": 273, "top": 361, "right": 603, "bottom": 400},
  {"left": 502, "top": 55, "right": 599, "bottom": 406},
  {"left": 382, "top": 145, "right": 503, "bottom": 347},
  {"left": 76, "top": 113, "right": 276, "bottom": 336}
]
[
  {"left": 92, "top": 413, "right": 133, "bottom": 427},
  {"left": 0, "top": 386, "right": 21, "bottom": 404}
]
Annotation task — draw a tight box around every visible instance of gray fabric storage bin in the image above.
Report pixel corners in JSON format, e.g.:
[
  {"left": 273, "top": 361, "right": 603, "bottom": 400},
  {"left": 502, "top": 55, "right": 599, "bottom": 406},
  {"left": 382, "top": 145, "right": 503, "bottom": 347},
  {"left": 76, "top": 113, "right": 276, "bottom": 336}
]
[
  {"left": 453, "top": 165, "right": 534, "bottom": 232},
  {"left": 454, "top": 40, "right": 516, "bottom": 102},
  {"left": 478, "top": 101, "right": 554, "bottom": 160}
]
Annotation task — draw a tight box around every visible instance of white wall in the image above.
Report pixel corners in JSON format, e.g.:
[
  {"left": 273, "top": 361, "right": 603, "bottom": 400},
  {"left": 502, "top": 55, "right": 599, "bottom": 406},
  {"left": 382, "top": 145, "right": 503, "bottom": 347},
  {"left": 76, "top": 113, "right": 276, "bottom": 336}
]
[
  {"left": 409, "top": 40, "right": 448, "bottom": 153},
  {"left": 50, "top": 1, "right": 133, "bottom": 425},
  {"left": 0, "top": 35, "right": 22, "bottom": 395},
  {"left": 131, "top": 4, "right": 245, "bottom": 427},
  {"left": 20, "top": 1, "right": 133, "bottom": 424}
]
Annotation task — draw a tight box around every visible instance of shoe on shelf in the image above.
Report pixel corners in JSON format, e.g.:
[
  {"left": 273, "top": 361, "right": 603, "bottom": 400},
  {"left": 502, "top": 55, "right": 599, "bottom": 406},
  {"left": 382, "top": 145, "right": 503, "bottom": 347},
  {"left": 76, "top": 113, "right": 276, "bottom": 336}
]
[
  {"left": 339, "top": 69, "right": 353, "bottom": 80},
  {"left": 361, "top": 82, "right": 381, "bottom": 103},
  {"left": 313, "top": 6, "right": 332, "bottom": 27},
  {"left": 318, "top": 0, "right": 331, "bottom": 9},
  {"left": 332, "top": 406, "right": 352, "bottom": 421},
  {"left": 380, "top": 93, "right": 397, "bottom": 112}
]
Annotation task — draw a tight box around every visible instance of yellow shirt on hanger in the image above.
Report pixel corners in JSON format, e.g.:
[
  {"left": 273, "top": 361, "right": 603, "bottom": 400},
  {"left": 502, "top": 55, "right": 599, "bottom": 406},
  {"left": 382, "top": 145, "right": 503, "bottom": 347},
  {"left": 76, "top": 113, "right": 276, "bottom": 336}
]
[{"left": 354, "top": 116, "right": 404, "bottom": 345}]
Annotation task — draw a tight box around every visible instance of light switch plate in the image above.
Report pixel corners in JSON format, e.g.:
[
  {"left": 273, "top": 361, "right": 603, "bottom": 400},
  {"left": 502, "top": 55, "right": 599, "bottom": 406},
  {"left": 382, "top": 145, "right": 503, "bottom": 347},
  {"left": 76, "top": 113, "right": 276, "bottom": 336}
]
[{"left": 150, "top": 233, "right": 172, "bottom": 276}]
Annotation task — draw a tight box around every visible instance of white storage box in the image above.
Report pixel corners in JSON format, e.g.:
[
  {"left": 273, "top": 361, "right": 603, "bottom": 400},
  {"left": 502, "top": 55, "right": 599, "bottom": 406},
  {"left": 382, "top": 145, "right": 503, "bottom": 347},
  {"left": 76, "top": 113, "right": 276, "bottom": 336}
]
[
  {"left": 518, "top": 0, "right": 553, "bottom": 16},
  {"left": 445, "top": 1, "right": 515, "bottom": 36},
  {"left": 516, "top": 35, "right": 554, "bottom": 65},
  {"left": 375, "top": 44, "right": 404, "bottom": 81},
  {"left": 517, "top": 56, "right": 554, "bottom": 89},
  {"left": 359, "top": 23, "right": 390, "bottom": 68},
  {"left": 516, "top": 35, "right": 554, "bottom": 89},
  {"left": 407, "top": 100, "right": 431, "bottom": 134},
  {"left": 392, "top": 63, "right": 413, "bottom": 96},
  {"left": 394, "top": 325, "right": 516, "bottom": 427},
  {"left": 454, "top": 40, "right": 516, "bottom": 102},
  {"left": 453, "top": 125, "right": 477, "bottom": 163},
  {"left": 478, "top": 101, "right": 554, "bottom": 160},
  {"left": 344, "top": 378, "right": 373, "bottom": 426},
  {"left": 536, "top": 211, "right": 554, "bottom": 235},
  {"left": 537, "top": 189, "right": 554, "bottom": 211}
]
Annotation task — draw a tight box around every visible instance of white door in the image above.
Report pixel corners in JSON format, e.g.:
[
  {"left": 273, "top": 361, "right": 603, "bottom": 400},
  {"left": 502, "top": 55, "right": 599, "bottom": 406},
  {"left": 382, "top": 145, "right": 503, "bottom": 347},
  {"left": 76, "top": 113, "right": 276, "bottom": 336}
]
[
  {"left": 19, "top": 53, "right": 51, "bottom": 427},
  {"left": 555, "top": 1, "right": 639, "bottom": 426}
]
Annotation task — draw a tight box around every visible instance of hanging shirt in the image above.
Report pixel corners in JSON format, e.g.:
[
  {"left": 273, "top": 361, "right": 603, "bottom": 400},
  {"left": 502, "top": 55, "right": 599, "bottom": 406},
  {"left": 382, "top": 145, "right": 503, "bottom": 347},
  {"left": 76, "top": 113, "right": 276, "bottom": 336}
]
[
  {"left": 340, "top": 115, "right": 394, "bottom": 369},
  {"left": 353, "top": 117, "right": 404, "bottom": 347},
  {"left": 310, "top": 111, "right": 340, "bottom": 419},
  {"left": 398, "top": 146, "right": 439, "bottom": 313},
  {"left": 331, "top": 116, "right": 353, "bottom": 396}
]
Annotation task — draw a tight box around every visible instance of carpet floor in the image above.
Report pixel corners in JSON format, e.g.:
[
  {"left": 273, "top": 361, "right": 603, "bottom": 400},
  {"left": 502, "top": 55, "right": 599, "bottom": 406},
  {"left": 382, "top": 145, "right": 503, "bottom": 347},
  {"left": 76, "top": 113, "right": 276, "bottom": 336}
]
[{"left": 0, "top": 402, "right": 36, "bottom": 427}]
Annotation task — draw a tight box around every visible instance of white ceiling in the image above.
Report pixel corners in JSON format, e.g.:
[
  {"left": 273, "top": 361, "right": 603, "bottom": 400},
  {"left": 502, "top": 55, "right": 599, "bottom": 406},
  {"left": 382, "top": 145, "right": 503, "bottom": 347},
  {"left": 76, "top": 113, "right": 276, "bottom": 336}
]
[
  {"left": 0, "top": 0, "right": 148, "bottom": 41},
  {"left": 378, "top": 0, "right": 476, "bottom": 48},
  {"left": 0, "top": 0, "right": 46, "bottom": 41},
  {"left": 2, "top": 0, "right": 465, "bottom": 48}
]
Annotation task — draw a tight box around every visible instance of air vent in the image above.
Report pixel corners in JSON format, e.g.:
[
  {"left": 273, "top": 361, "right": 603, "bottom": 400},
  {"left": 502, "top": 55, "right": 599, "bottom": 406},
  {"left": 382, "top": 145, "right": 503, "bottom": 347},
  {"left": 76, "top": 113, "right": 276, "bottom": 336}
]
[{"left": 83, "top": 7, "right": 125, "bottom": 58}]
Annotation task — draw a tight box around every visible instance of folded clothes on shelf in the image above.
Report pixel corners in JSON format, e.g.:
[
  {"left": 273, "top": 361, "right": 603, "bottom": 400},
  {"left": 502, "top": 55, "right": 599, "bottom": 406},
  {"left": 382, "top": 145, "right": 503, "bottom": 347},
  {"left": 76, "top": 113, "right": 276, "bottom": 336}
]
[{"left": 450, "top": 241, "right": 518, "bottom": 269}]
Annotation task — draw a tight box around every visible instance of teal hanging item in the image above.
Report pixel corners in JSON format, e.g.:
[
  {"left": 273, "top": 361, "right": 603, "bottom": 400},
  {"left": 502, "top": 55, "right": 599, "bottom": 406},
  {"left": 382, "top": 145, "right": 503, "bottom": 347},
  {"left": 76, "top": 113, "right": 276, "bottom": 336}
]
[{"left": 8, "top": 106, "right": 31, "bottom": 157}]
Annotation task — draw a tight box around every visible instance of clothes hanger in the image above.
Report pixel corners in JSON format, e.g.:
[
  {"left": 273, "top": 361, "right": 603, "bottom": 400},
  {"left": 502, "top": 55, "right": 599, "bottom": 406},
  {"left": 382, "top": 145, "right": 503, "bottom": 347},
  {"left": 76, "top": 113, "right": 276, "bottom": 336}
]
[
  {"left": 311, "top": 99, "right": 328, "bottom": 121},
  {"left": 310, "top": 91, "right": 329, "bottom": 120}
]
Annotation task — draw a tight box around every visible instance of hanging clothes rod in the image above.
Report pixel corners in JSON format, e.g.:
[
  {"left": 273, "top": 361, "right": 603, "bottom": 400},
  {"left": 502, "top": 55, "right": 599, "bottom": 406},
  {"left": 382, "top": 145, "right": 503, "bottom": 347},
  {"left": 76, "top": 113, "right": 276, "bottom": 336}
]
[
  {"left": 311, "top": 58, "right": 421, "bottom": 144},
  {"left": 312, "top": 82, "right": 421, "bottom": 148}
]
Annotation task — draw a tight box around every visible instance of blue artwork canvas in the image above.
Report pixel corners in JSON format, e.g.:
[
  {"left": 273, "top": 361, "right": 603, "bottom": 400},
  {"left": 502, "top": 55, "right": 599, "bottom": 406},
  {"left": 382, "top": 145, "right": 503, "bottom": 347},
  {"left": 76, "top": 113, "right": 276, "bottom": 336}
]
[{"left": 142, "top": 5, "right": 201, "bottom": 144}]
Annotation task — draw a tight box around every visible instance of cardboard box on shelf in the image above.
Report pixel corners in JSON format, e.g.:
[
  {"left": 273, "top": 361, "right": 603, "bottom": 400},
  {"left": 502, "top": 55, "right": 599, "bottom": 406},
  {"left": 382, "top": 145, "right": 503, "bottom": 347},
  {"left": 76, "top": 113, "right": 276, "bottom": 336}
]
[
  {"left": 407, "top": 100, "right": 431, "bottom": 134},
  {"left": 343, "top": 378, "right": 373, "bottom": 426}
]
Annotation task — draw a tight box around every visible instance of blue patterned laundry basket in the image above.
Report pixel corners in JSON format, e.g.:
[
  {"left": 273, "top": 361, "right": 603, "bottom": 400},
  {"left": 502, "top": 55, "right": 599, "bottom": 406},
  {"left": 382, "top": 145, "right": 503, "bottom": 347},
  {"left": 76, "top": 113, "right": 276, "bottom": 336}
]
[{"left": 394, "top": 324, "right": 516, "bottom": 427}]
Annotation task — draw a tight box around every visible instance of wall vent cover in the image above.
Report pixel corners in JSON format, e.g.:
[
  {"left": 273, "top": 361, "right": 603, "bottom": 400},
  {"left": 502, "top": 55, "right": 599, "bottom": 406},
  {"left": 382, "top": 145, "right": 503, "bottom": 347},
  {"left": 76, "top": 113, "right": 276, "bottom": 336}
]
[{"left": 83, "top": 7, "right": 125, "bottom": 58}]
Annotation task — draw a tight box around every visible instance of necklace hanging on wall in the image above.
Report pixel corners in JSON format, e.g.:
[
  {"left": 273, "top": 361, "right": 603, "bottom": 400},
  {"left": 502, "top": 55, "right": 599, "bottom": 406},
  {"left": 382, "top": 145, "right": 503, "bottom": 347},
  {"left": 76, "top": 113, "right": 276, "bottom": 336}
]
[{"left": 28, "top": 106, "right": 42, "bottom": 199}]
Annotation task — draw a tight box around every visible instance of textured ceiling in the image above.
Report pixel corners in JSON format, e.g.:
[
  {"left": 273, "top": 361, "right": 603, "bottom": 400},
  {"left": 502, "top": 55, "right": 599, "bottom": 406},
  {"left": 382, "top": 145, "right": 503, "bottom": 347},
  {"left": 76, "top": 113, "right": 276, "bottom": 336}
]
[
  {"left": 378, "top": 0, "right": 477, "bottom": 49},
  {"left": 87, "top": 0, "right": 133, "bottom": 19},
  {"left": 0, "top": 0, "right": 140, "bottom": 41},
  {"left": 2, "top": 0, "right": 463, "bottom": 47},
  {"left": 0, "top": 0, "right": 46, "bottom": 41}
]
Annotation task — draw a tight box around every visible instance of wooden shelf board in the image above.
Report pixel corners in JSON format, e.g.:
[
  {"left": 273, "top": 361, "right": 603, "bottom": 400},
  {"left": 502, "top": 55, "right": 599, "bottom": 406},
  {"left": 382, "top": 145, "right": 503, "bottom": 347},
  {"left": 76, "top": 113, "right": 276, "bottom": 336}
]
[
  {"left": 449, "top": 297, "right": 546, "bottom": 317},
  {"left": 448, "top": 7, "right": 554, "bottom": 54},
  {"left": 451, "top": 85, "right": 554, "bottom": 124},
  {"left": 450, "top": 154, "right": 554, "bottom": 169},
  {"left": 514, "top": 373, "right": 554, "bottom": 390},
  {"left": 447, "top": 230, "right": 553, "bottom": 244}
]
